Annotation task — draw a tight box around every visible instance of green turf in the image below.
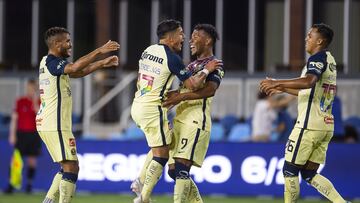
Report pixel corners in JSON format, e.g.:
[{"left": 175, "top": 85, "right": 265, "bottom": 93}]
[{"left": 0, "top": 193, "right": 358, "bottom": 203}]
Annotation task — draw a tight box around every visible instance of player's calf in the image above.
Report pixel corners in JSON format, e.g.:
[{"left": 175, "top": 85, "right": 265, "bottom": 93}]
[
  {"left": 174, "top": 161, "right": 192, "bottom": 203},
  {"left": 283, "top": 161, "right": 300, "bottom": 203}
]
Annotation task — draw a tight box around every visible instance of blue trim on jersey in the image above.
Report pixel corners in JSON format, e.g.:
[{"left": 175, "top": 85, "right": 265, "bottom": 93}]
[
  {"left": 158, "top": 106, "right": 167, "bottom": 146},
  {"left": 202, "top": 98, "right": 207, "bottom": 130},
  {"left": 291, "top": 128, "right": 305, "bottom": 164},
  {"left": 206, "top": 67, "right": 224, "bottom": 86},
  {"left": 306, "top": 51, "right": 327, "bottom": 80},
  {"left": 159, "top": 74, "right": 172, "bottom": 101},
  {"left": 56, "top": 76, "right": 66, "bottom": 160},
  {"left": 162, "top": 44, "right": 191, "bottom": 81},
  {"left": 190, "top": 128, "right": 201, "bottom": 161},
  {"left": 46, "top": 55, "right": 69, "bottom": 76},
  {"left": 303, "top": 87, "right": 316, "bottom": 129}
]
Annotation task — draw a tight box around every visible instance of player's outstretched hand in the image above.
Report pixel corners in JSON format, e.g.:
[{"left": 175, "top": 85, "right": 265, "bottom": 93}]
[
  {"left": 162, "top": 91, "right": 183, "bottom": 109},
  {"left": 98, "top": 40, "right": 120, "bottom": 54},
  {"left": 205, "top": 59, "right": 223, "bottom": 73},
  {"left": 259, "top": 77, "right": 279, "bottom": 95},
  {"left": 102, "top": 56, "right": 119, "bottom": 68}
]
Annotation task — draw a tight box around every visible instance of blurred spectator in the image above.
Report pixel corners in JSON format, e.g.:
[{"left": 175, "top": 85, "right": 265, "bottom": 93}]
[
  {"left": 251, "top": 91, "right": 277, "bottom": 142},
  {"left": 272, "top": 94, "right": 296, "bottom": 142},
  {"left": 332, "top": 95, "right": 345, "bottom": 142},
  {"left": 4, "top": 79, "right": 41, "bottom": 194}
]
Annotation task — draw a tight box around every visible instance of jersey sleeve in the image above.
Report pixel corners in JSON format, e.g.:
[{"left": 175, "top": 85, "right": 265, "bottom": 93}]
[
  {"left": 46, "top": 55, "right": 69, "bottom": 76},
  {"left": 206, "top": 67, "right": 225, "bottom": 86},
  {"left": 306, "top": 53, "right": 326, "bottom": 79},
  {"left": 167, "top": 53, "right": 192, "bottom": 81}
]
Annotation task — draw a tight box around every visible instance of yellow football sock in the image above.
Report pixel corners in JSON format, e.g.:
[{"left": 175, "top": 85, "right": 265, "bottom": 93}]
[
  {"left": 43, "top": 172, "right": 62, "bottom": 203},
  {"left": 139, "top": 150, "right": 153, "bottom": 184},
  {"left": 141, "top": 160, "right": 164, "bottom": 202},
  {"left": 188, "top": 178, "right": 203, "bottom": 203},
  {"left": 174, "top": 178, "right": 191, "bottom": 203},
  {"left": 59, "top": 180, "right": 76, "bottom": 203},
  {"left": 284, "top": 176, "right": 300, "bottom": 203},
  {"left": 310, "top": 174, "right": 346, "bottom": 203}
]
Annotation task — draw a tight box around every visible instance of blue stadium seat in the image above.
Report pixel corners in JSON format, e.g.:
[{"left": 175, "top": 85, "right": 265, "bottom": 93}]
[
  {"left": 220, "top": 114, "right": 239, "bottom": 136},
  {"left": 123, "top": 123, "right": 145, "bottom": 140},
  {"left": 109, "top": 132, "right": 126, "bottom": 140},
  {"left": 344, "top": 116, "right": 360, "bottom": 134},
  {"left": 210, "top": 123, "right": 225, "bottom": 141},
  {"left": 227, "top": 123, "right": 251, "bottom": 142},
  {"left": 0, "top": 112, "right": 10, "bottom": 138},
  {"left": 72, "top": 113, "right": 82, "bottom": 124}
]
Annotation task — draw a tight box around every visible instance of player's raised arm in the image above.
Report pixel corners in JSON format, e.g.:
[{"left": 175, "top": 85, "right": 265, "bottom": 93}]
[
  {"left": 260, "top": 74, "right": 317, "bottom": 95},
  {"left": 69, "top": 55, "right": 119, "bottom": 78},
  {"left": 182, "top": 59, "right": 222, "bottom": 90},
  {"left": 163, "top": 81, "right": 218, "bottom": 108},
  {"left": 64, "top": 40, "right": 120, "bottom": 75}
]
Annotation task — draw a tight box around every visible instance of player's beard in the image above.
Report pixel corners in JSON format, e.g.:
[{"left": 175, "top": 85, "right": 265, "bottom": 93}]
[{"left": 60, "top": 46, "right": 71, "bottom": 58}]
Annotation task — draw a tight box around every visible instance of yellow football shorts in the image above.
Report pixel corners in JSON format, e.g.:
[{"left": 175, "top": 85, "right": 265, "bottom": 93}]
[
  {"left": 131, "top": 103, "right": 171, "bottom": 147},
  {"left": 169, "top": 120, "right": 210, "bottom": 167},
  {"left": 38, "top": 131, "right": 78, "bottom": 163},
  {"left": 285, "top": 127, "right": 333, "bottom": 165}
]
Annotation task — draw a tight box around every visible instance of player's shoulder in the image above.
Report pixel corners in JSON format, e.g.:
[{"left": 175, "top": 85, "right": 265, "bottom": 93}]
[
  {"left": 308, "top": 50, "right": 327, "bottom": 62},
  {"left": 159, "top": 44, "right": 181, "bottom": 63}
]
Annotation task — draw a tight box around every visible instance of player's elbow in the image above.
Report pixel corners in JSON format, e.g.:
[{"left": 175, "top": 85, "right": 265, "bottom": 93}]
[
  {"left": 65, "top": 63, "right": 82, "bottom": 74},
  {"left": 183, "top": 80, "right": 199, "bottom": 91}
]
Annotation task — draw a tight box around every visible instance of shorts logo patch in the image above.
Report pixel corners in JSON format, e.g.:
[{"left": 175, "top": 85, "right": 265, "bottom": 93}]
[
  {"left": 71, "top": 148, "right": 76, "bottom": 155},
  {"left": 69, "top": 138, "right": 76, "bottom": 147}
]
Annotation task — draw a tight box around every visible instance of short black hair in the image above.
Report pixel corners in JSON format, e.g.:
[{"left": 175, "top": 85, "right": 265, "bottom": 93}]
[
  {"left": 156, "top": 19, "right": 181, "bottom": 39},
  {"left": 194, "top": 24, "right": 219, "bottom": 45},
  {"left": 312, "top": 23, "right": 334, "bottom": 47},
  {"left": 44, "top": 27, "right": 69, "bottom": 47}
]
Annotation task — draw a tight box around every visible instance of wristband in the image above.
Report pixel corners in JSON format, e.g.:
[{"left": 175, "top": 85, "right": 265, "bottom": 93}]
[{"left": 201, "top": 69, "right": 209, "bottom": 76}]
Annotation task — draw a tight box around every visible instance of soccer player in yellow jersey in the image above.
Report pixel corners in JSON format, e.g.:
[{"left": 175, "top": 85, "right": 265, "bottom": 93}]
[
  {"left": 36, "top": 27, "right": 119, "bottom": 203},
  {"left": 260, "top": 23, "right": 349, "bottom": 203},
  {"left": 131, "top": 24, "right": 224, "bottom": 203},
  {"left": 163, "top": 23, "right": 224, "bottom": 203},
  {"left": 131, "top": 20, "right": 221, "bottom": 203}
]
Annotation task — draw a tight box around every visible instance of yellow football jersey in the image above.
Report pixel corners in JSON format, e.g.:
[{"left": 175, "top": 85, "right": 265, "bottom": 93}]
[
  {"left": 133, "top": 44, "right": 192, "bottom": 106},
  {"left": 174, "top": 56, "right": 224, "bottom": 132},
  {"left": 295, "top": 51, "right": 336, "bottom": 131},
  {"left": 36, "top": 55, "right": 72, "bottom": 132}
]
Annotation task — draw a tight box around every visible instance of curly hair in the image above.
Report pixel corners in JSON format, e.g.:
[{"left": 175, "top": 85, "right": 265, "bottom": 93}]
[{"left": 194, "top": 24, "right": 219, "bottom": 45}]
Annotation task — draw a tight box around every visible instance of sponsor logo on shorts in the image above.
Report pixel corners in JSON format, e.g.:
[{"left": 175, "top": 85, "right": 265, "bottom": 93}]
[
  {"left": 69, "top": 138, "right": 76, "bottom": 147},
  {"left": 71, "top": 148, "right": 76, "bottom": 155}
]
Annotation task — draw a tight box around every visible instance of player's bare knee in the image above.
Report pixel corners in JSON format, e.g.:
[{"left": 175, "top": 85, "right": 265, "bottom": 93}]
[
  {"left": 300, "top": 169, "right": 317, "bottom": 183},
  {"left": 61, "top": 160, "right": 79, "bottom": 174},
  {"left": 283, "top": 161, "right": 300, "bottom": 177},
  {"left": 152, "top": 145, "right": 169, "bottom": 158},
  {"left": 175, "top": 158, "right": 192, "bottom": 167},
  {"left": 304, "top": 161, "right": 319, "bottom": 170}
]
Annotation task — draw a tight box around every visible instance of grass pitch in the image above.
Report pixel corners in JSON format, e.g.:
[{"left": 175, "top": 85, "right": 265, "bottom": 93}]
[{"left": 0, "top": 193, "right": 359, "bottom": 203}]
